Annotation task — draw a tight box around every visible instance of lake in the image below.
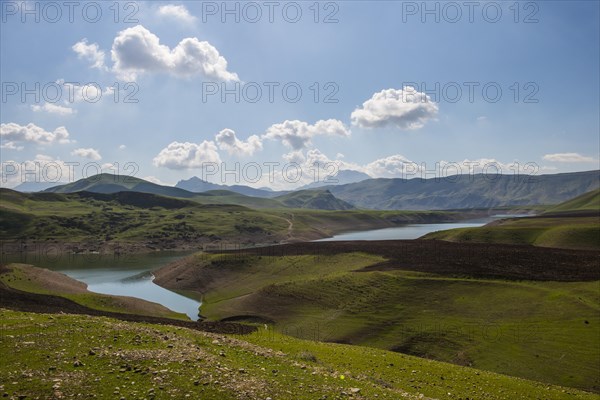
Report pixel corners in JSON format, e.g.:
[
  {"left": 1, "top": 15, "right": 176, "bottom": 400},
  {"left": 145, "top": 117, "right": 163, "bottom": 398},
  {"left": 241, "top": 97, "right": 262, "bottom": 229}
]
[
  {"left": 315, "top": 217, "right": 509, "bottom": 241},
  {"left": 1, "top": 250, "right": 202, "bottom": 321}
]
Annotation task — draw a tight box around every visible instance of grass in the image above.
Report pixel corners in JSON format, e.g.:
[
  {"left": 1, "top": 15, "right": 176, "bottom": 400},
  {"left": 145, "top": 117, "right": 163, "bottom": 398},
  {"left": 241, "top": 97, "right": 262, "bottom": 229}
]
[
  {"left": 544, "top": 188, "right": 600, "bottom": 214},
  {"left": 155, "top": 252, "right": 600, "bottom": 392},
  {"left": 0, "top": 188, "right": 463, "bottom": 246},
  {"left": 1, "top": 308, "right": 598, "bottom": 399},
  {"left": 422, "top": 189, "right": 600, "bottom": 250},
  {"left": 423, "top": 216, "right": 600, "bottom": 250}
]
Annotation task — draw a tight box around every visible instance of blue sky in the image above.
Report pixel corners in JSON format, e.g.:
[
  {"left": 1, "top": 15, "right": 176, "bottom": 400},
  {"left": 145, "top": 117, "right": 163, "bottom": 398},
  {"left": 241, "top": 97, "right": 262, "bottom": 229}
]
[{"left": 1, "top": 0, "right": 599, "bottom": 189}]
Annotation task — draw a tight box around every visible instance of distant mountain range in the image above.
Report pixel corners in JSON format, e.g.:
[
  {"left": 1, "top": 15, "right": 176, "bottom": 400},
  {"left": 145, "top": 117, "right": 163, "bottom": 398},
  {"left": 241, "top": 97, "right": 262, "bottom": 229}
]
[
  {"left": 175, "top": 176, "right": 277, "bottom": 198},
  {"left": 41, "top": 174, "right": 354, "bottom": 210},
  {"left": 297, "top": 170, "right": 372, "bottom": 190},
  {"left": 324, "top": 170, "right": 600, "bottom": 210},
  {"left": 19, "top": 169, "right": 600, "bottom": 210}
]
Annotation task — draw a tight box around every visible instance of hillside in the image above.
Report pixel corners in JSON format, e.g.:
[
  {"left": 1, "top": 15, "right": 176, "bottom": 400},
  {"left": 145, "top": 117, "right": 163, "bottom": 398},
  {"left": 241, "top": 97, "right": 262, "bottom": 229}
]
[
  {"left": 40, "top": 174, "right": 354, "bottom": 210},
  {"left": 154, "top": 241, "right": 600, "bottom": 392},
  {"left": 423, "top": 189, "right": 600, "bottom": 250},
  {"left": 0, "top": 188, "right": 468, "bottom": 249},
  {"left": 274, "top": 189, "right": 355, "bottom": 210},
  {"left": 326, "top": 170, "right": 600, "bottom": 210},
  {"left": 44, "top": 173, "right": 198, "bottom": 199},
  {"left": 544, "top": 188, "right": 600, "bottom": 215},
  {"left": 1, "top": 308, "right": 597, "bottom": 399}
]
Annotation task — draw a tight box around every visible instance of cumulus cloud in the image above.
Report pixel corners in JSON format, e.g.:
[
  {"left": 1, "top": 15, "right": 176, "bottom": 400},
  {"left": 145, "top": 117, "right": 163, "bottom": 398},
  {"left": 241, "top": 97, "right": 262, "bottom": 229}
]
[
  {"left": 263, "top": 119, "right": 350, "bottom": 150},
  {"left": 31, "top": 103, "right": 76, "bottom": 116},
  {"left": 0, "top": 123, "right": 71, "bottom": 145},
  {"left": 111, "top": 25, "right": 239, "bottom": 81},
  {"left": 143, "top": 176, "right": 171, "bottom": 186},
  {"left": 118, "top": 144, "right": 127, "bottom": 150},
  {"left": 153, "top": 141, "right": 221, "bottom": 169},
  {"left": 72, "top": 39, "right": 106, "bottom": 70},
  {"left": 351, "top": 87, "right": 439, "bottom": 129},
  {"left": 71, "top": 148, "right": 102, "bottom": 161},
  {"left": 0, "top": 141, "right": 24, "bottom": 151},
  {"left": 215, "top": 129, "right": 262, "bottom": 156},
  {"left": 0, "top": 154, "right": 73, "bottom": 188},
  {"left": 542, "top": 153, "right": 597, "bottom": 163},
  {"left": 157, "top": 4, "right": 196, "bottom": 23},
  {"left": 363, "top": 154, "right": 420, "bottom": 178}
]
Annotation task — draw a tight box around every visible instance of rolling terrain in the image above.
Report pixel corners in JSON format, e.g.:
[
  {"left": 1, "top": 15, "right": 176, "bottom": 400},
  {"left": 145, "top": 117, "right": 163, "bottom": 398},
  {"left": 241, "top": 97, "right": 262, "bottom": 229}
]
[
  {"left": 423, "top": 189, "right": 600, "bottom": 250},
  {"left": 154, "top": 241, "right": 600, "bottom": 392},
  {"left": 0, "top": 187, "right": 472, "bottom": 252},
  {"left": 1, "top": 308, "right": 597, "bottom": 400}
]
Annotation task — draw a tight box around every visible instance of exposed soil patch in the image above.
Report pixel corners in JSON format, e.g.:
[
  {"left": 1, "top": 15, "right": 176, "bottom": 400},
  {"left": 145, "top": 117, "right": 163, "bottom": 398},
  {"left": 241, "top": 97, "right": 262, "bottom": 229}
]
[{"left": 196, "top": 240, "right": 600, "bottom": 282}]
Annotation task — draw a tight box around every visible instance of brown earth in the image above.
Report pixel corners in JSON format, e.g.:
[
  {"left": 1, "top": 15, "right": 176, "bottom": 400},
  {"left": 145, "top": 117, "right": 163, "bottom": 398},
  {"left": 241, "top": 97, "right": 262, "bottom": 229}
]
[{"left": 156, "top": 240, "right": 600, "bottom": 287}]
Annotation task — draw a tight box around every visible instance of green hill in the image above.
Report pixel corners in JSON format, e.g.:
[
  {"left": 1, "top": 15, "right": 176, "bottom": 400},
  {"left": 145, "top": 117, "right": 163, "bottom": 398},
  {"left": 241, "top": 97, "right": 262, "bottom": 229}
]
[
  {"left": 422, "top": 189, "right": 600, "bottom": 250},
  {"left": 40, "top": 174, "right": 354, "bottom": 210},
  {"left": 1, "top": 308, "right": 597, "bottom": 399},
  {"left": 153, "top": 243, "right": 600, "bottom": 392},
  {"left": 544, "top": 188, "right": 600, "bottom": 215}
]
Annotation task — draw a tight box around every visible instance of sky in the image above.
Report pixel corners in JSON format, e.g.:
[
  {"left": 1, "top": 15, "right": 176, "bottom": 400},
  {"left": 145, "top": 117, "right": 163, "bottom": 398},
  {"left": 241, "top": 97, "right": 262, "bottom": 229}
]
[{"left": 1, "top": 0, "right": 599, "bottom": 189}]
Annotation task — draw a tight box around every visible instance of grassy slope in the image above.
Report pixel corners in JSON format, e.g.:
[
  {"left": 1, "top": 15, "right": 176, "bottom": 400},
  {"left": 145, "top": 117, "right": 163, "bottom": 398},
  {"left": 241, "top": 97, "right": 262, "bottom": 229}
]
[
  {"left": 423, "top": 189, "right": 600, "bottom": 250},
  {"left": 423, "top": 216, "right": 600, "bottom": 250},
  {"left": 1, "top": 309, "right": 597, "bottom": 400},
  {"left": 544, "top": 188, "right": 600, "bottom": 214},
  {"left": 0, "top": 264, "right": 188, "bottom": 320},
  {"left": 154, "top": 252, "right": 600, "bottom": 392},
  {"left": 0, "top": 189, "right": 461, "bottom": 245}
]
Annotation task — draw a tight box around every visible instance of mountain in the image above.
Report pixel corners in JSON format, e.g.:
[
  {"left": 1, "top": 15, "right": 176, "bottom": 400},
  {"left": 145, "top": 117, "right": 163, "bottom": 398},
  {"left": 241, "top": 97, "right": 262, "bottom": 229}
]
[
  {"left": 13, "top": 181, "right": 67, "bottom": 192},
  {"left": 297, "top": 169, "right": 372, "bottom": 190},
  {"left": 44, "top": 173, "right": 197, "bottom": 198},
  {"left": 41, "top": 174, "right": 353, "bottom": 210},
  {"left": 274, "top": 189, "right": 355, "bottom": 210},
  {"left": 175, "top": 176, "right": 280, "bottom": 198},
  {"left": 324, "top": 170, "right": 600, "bottom": 210}
]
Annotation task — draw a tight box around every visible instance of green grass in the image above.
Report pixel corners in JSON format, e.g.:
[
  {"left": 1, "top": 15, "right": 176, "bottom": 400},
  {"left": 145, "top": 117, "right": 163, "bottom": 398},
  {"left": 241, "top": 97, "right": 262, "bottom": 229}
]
[
  {"left": 1, "top": 309, "right": 597, "bottom": 399},
  {"left": 423, "top": 216, "right": 600, "bottom": 250},
  {"left": 544, "top": 189, "right": 600, "bottom": 214},
  {"left": 156, "top": 252, "right": 600, "bottom": 392},
  {"left": 0, "top": 188, "right": 461, "bottom": 245}
]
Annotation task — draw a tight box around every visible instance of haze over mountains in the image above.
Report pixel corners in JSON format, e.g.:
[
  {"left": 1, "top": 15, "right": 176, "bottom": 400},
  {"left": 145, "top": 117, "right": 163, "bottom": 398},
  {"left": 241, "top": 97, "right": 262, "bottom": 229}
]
[{"left": 24, "top": 169, "right": 600, "bottom": 210}]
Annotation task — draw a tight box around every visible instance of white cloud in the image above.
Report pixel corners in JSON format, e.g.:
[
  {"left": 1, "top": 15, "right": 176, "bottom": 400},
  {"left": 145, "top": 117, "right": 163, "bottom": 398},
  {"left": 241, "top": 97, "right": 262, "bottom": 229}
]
[
  {"left": 263, "top": 119, "right": 350, "bottom": 150},
  {"left": 363, "top": 154, "right": 420, "bottom": 178},
  {"left": 143, "top": 175, "right": 171, "bottom": 186},
  {"left": 111, "top": 25, "right": 239, "bottom": 81},
  {"left": 71, "top": 148, "right": 102, "bottom": 161},
  {"left": 0, "top": 141, "right": 24, "bottom": 151},
  {"left": 153, "top": 141, "right": 221, "bottom": 169},
  {"left": 72, "top": 39, "right": 107, "bottom": 70},
  {"left": 215, "top": 129, "right": 262, "bottom": 156},
  {"left": 0, "top": 123, "right": 71, "bottom": 145},
  {"left": 542, "top": 153, "right": 597, "bottom": 163},
  {"left": 31, "top": 103, "right": 76, "bottom": 116},
  {"left": 0, "top": 154, "right": 73, "bottom": 188},
  {"left": 351, "top": 87, "right": 439, "bottom": 129},
  {"left": 119, "top": 144, "right": 127, "bottom": 150},
  {"left": 157, "top": 4, "right": 196, "bottom": 23}
]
